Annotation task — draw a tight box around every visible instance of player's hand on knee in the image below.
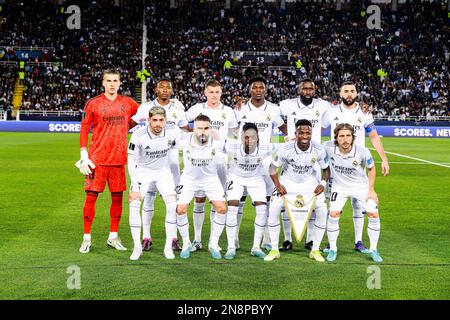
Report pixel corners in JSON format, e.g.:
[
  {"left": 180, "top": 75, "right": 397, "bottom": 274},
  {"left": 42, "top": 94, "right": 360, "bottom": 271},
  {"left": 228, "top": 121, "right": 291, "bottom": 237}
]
[
  {"left": 129, "top": 191, "right": 142, "bottom": 203},
  {"left": 314, "top": 184, "right": 325, "bottom": 195},
  {"left": 75, "top": 150, "right": 96, "bottom": 175},
  {"left": 366, "top": 190, "right": 378, "bottom": 204},
  {"left": 276, "top": 184, "right": 287, "bottom": 196}
]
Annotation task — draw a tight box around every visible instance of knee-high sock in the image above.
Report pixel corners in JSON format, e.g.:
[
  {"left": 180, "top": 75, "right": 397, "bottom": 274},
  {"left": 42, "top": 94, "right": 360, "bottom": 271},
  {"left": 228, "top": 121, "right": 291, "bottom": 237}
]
[
  {"left": 268, "top": 199, "right": 283, "bottom": 250},
  {"left": 352, "top": 203, "right": 365, "bottom": 244},
  {"left": 281, "top": 207, "right": 292, "bottom": 242},
  {"left": 110, "top": 192, "right": 123, "bottom": 234},
  {"left": 163, "top": 196, "right": 178, "bottom": 248},
  {"left": 235, "top": 200, "right": 245, "bottom": 239},
  {"left": 176, "top": 213, "right": 190, "bottom": 248},
  {"left": 262, "top": 203, "right": 271, "bottom": 245},
  {"left": 226, "top": 206, "right": 238, "bottom": 250},
  {"left": 129, "top": 200, "right": 142, "bottom": 248},
  {"left": 367, "top": 217, "right": 381, "bottom": 251},
  {"left": 253, "top": 204, "right": 268, "bottom": 249},
  {"left": 210, "top": 213, "right": 226, "bottom": 249},
  {"left": 327, "top": 215, "right": 340, "bottom": 251},
  {"left": 83, "top": 191, "right": 98, "bottom": 235},
  {"left": 142, "top": 191, "right": 156, "bottom": 239},
  {"left": 306, "top": 209, "right": 316, "bottom": 243},
  {"left": 312, "top": 207, "right": 327, "bottom": 251},
  {"left": 193, "top": 202, "right": 205, "bottom": 242}
]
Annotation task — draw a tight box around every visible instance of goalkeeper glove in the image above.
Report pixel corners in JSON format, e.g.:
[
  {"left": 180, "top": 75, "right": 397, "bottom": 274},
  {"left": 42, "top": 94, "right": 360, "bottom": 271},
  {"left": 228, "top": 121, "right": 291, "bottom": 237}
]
[{"left": 75, "top": 150, "right": 96, "bottom": 175}]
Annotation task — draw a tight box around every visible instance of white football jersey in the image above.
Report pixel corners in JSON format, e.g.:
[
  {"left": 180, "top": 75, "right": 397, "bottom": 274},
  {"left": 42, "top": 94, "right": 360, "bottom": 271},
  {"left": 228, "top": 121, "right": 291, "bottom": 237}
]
[
  {"left": 322, "top": 140, "right": 375, "bottom": 191},
  {"left": 132, "top": 99, "right": 188, "bottom": 128},
  {"left": 235, "top": 100, "right": 284, "bottom": 145},
  {"left": 226, "top": 141, "right": 275, "bottom": 178},
  {"left": 322, "top": 103, "right": 375, "bottom": 147},
  {"left": 175, "top": 133, "right": 225, "bottom": 180},
  {"left": 279, "top": 97, "right": 331, "bottom": 144},
  {"left": 186, "top": 103, "right": 238, "bottom": 138},
  {"left": 128, "top": 124, "right": 180, "bottom": 170},
  {"left": 273, "top": 141, "right": 328, "bottom": 185}
]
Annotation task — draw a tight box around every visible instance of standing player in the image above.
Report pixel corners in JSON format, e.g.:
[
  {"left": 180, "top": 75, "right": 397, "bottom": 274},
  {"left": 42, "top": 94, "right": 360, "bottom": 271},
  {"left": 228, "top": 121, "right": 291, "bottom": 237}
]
[
  {"left": 174, "top": 115, "right": 227, "bottom": 259},
  {"left": 186, "top": 79, "right": 238, "bottom": 251},
  {"left": 76, "top": 69, "right": 138, "bottom": 253},
  {"left": 265, "top": 120, "right": 329, "bottom": 262},
  {"left": 129, "top": 79, "right": 190, "bottom": 252},
  {"left": 323, "top": 124, "right": 383, "bottom": 263},
  {"left": 278, "top": 78, "right": 331, "bottom": 251},
  {"left": 127, "top": 106, "right": 180, "bottom": 260},
  {"left": 322, "top": 81, "right": 389, "bottom": 253},
  {"left": 225, "top": 123, "right": 275, "bottom": 260},
  {"left": 233, "top": 77, "right": 287, "bottom": 251}
]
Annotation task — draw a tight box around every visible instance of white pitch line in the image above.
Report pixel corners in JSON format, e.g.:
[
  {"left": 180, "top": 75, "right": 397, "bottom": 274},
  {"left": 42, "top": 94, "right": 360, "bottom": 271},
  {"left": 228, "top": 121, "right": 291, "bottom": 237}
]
[
  {"left": 369, "top": 148, "right": 450, "bottom": 169},
  {"left": 375, "top": 161, "right": 450, "bottom": 165}
]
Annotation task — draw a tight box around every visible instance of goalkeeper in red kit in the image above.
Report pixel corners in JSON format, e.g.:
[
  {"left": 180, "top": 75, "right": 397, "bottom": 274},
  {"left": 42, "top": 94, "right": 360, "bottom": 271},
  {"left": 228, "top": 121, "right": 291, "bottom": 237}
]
[{"left": 76, "top": 69, "right": 138, "bottom": 253}]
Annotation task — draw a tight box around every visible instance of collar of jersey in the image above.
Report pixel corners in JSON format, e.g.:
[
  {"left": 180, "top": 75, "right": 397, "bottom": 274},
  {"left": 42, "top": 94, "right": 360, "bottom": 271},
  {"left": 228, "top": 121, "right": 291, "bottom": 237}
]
[
  {"left": 248, "top": 100, "right": 267, "bottom": 111},
  {"left": 339, "top": 102, "right": 360, "bottom": 113},
  {"left": 240, "top": 144, "right": 259, "bottom": 156},
  {"left": 297, "top": 98, "right": 314, "bottom": 109},
  {"left": 335, "top": 144, "right": 356, "bottom": 158},
  {"left": 294, "top": 142, "right": 312, "bottom": 154},
  {"left": 203, "top": 102, "right": 223, "bottom": 110},
  {"left": 147, "top": 127, "right": 165, "bottom": 139},
  {"left": 153, "top": 99, "right": 173, "bottom": 109},
  {"left": 189, "top": 134, "right": 213, "bottom": 148}
]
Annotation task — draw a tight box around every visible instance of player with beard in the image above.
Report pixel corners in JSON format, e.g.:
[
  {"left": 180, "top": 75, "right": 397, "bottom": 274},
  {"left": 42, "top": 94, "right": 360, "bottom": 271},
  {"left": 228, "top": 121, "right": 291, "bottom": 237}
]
[
  {"left": 130, "top": 79, "right": 190, "bottom": 252},
  {"left": 322, "top": 81, "right": 389, "bottom": 255},
  {"left": 278, "top": 78, "right": 331, "bottom": 252}
]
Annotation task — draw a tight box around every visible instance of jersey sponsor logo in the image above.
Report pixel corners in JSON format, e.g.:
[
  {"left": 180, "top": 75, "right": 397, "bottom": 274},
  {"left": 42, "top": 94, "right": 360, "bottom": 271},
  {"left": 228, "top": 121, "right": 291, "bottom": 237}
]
[{"left": 336, "top": 122, "right": 361, "bottom": 132}]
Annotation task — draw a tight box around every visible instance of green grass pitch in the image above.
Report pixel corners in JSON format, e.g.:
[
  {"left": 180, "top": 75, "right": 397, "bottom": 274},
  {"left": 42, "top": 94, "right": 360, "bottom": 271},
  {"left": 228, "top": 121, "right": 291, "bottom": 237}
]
[{"left": 0, "top": 132, "right": 449, "bottom": 300}]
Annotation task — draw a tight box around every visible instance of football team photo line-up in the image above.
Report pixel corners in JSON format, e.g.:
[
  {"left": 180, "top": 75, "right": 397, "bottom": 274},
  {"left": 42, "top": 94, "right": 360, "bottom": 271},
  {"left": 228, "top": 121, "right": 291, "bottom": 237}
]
[{"left": 75, "top": 69, "right": 387, "bottom": 263}]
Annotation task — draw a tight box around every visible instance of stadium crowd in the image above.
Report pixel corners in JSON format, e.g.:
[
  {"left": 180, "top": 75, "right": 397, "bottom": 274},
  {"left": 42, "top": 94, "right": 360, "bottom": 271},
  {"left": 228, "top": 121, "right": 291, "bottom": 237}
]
[{"left": 0, "top": 0, "right": 448, "bottom": 117}]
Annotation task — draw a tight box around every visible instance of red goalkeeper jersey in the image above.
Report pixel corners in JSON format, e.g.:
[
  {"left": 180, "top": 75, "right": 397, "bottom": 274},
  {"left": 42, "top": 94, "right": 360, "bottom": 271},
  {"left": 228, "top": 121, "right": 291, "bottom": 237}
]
[{"left": 80, "top": 93, "right": 138, "bottom": 166}]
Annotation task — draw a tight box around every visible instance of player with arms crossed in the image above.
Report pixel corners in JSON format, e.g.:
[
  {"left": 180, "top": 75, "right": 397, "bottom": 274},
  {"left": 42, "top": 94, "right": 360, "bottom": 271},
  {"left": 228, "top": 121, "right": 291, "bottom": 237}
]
[
  {"left": 323, "top": 124, "right": 383, "bottom": 263},
  {"left": 76, "top": 69, "right": 138, "bottom": 253},
  {"left": 322, "top": 81, "right": 389, "bottom": 254},
  {"left": 174, "top": 115, "right": 227, "bottom": 259},
  {"left": 225, "top": 123, "right": 276, "bottom": 260},
  {"left": 127, "top": 106, "right": 180, "bottom": 260},
  {"left": 129, "top": 79, "right": 190, "bottom": 252},
  {"left": 265, "top": 119, "right": 329, "bottom": 262},
  {"left": 186, "top": 79, "right": 238, "bottom": 251}
]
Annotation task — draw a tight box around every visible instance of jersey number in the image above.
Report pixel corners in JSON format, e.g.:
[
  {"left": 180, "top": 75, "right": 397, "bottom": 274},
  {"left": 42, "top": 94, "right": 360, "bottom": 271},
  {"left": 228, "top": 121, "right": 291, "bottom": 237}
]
[{"left": 330, "top": 192, "right": 338, "bottom": 202}]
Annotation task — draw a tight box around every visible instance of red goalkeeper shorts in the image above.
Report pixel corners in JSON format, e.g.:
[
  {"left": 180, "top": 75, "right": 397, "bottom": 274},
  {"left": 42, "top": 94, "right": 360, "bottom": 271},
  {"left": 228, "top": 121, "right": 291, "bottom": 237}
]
[{"left": 84, "top": 165, "right": 126, "bottom": 193}]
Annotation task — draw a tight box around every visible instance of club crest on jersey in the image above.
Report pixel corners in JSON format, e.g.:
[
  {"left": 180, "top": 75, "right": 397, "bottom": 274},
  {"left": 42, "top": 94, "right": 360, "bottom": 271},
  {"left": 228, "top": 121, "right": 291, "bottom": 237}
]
[
  {"left": 266, "top": 115, "right": 271, "bottom": 121},
  {"left": 211, "top": 149, "right": 216, "bottom": 156},
  {"left": 294, "top": 195, "right": 305, "bottom": 208},
  {"left": 311, "top": 157, "right": 317, "bottom": 164},
  {"left": 167, "top": 139, "right": 173, "bottom": 147},
  {"left": 315, "top": 111, "right": 320, "bottom": 117},
  {"left": 221, "top": 113, "right": 227, "bottom": 120},
  {"left": 357, "top": 117, "right": 362, "bottom": 124},
  {"left": 173, "top": 113, "right": 178, "bottom": 119},
  {"left": 121, "top": 106, "right": 125, "bottom": 113},
  {"left": 352, "top": 160, "right": 358, "bottom": 167}
]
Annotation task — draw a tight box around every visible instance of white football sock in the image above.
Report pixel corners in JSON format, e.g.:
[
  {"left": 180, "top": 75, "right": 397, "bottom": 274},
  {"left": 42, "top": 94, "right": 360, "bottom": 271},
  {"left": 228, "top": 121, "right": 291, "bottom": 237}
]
[
  {"left": 235, "top": 200, "right": 245, "bottom": 238},
  {"left": 326, "top": 215, "right": 340, "bottom": 251},
  {"left": 129, "top": 200, "right": 142, "bottom": 248},
  {"left": 253, "top": 204, "right": 267, "bottom": 249},
  {"left": 281, "top": 208, "right": 292, "bottom": 242},
  {"left": 306, "top": 209, "right": 316, "bottom": 243},
  {"left": 210, "top": 213, "right": 226, "bottom": 249},
  {"left": 226, "top": 206, "right": 238, "bottom": 250},
  {"left": 83, "top": 234, "right": 91, "bottom": 241},
  {"left": 108, "top": 232, "right": 118, "bottom": 241},
  {"left": 367, "top": 217, "right": 381, "bottom": 251},
  {"left": 312, "top": 207, "right": 327, "bottom": 251},
  {"left": 142, "top": 192, "right": 156, "bottom": 239},
  {"left": 352, "top": 206, "right": 365, "bottom": 244},
  {"left": 268, "top": 200, "right": 282, "bottom": 250},
  {"left": 193, "top": 202, "right": 205, "bottom": 242},
  {"left": 262, "top": 203, "right": 271, "bottom": 245},
  {"left": 164, "top": 197, "right": 178, "bottom": 248},
  {"left": 176, "top": 213, "right": 190, "bottom": 246}
]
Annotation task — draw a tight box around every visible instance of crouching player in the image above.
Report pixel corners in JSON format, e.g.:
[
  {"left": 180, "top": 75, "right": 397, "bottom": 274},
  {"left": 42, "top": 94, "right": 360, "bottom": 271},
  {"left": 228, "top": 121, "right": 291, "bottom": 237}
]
[
  {"left": 224, "top": 123, "right": 275, "bottom": 260},
  {"left": 323, "top": 123, "right": 383, "bottom": 263},
  {"left": 265, "top": 119, "right": 329, "bottom": 262},
  {"left": 127, "top": 106, "right": 180, "bottom": 260}
]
